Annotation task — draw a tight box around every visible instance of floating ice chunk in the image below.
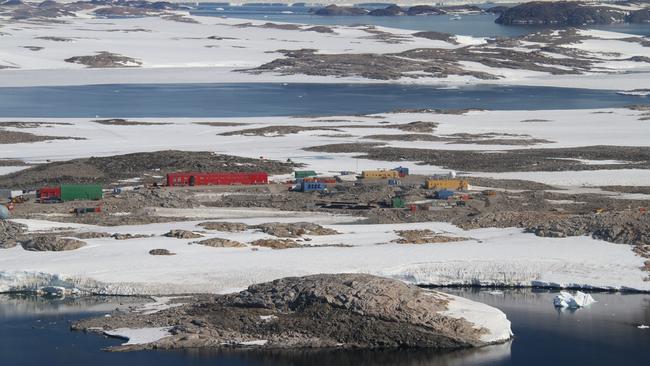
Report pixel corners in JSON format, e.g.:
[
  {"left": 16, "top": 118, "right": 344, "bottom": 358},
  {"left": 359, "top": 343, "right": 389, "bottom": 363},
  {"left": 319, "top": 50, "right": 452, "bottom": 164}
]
[{"left": 553, "top": 291, "right": 596, "bottom": 309}]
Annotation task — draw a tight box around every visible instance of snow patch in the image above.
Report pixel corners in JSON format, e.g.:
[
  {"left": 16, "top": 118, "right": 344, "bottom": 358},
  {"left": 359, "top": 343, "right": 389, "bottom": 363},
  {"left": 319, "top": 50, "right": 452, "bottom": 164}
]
[
  {"left": 239, "top": 340, "right": 269, "bottom": 346},
  {"left": 135, "top": 296, "right": 188, "bottom": 315},
  {"left": 104, "top": 327, "right": 172, "bottom": 346},
  {"left": 440, "top": 292, "right": 513, "bottom": 343}
]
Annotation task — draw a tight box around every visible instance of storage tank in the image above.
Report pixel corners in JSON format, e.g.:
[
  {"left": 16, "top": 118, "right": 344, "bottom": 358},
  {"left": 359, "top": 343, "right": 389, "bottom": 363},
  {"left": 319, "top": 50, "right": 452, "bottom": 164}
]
[{"left": 0, "top": 205, "right": 9, "bottom": 220}]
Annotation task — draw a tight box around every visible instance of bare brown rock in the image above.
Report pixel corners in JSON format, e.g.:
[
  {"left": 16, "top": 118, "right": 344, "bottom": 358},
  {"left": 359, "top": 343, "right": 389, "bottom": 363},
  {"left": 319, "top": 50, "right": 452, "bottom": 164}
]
[
  {"left": 249, "top": 238, "right": 301, "bottom": 249},
  {"left": 0, "top": 130, "right": 84, "bottom": 144},
  {"left": 393, "top": 229, "right": 469, "bottom": 244},
  {"left": 0, "top": 220, "right": 26, "bottom": 249},
  {"left": 112, "top": 233, "right": 153, "bottom": 240},
  {"left": 164, "top": 230, "right": 203, "bottom": 239},
  {"left": 64, "top": 51, "right": 142, "bottom": 68},
  {"left": 149, "top": 248, "right": 175, "bottom": 256},
  {"left": 252, "top": 222, "right": 339, "bottom": 238},
  {"left": 193, "top": 238, "right": 246, "bottom": 248},
  {"left": 21, "top": 236, "right": 86, "bottom": 251},
  {"left": 198, "top": 222, "right": 249, "bottom": 232},
  {"left": 73, "top": 274, "right": 505, "bottom": 351}
]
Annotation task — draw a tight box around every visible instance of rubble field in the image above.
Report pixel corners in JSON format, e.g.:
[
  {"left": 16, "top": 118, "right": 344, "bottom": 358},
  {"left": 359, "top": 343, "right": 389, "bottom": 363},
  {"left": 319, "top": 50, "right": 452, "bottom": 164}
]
[
  {"left": 0, "top": 150, "right": 298, "bottom": 189},
  {"left": 3, "top": 172, "right": 648, "bottom": 261},
  {"left": 305, "top": 144, "right": 650, "bottom": 172}
]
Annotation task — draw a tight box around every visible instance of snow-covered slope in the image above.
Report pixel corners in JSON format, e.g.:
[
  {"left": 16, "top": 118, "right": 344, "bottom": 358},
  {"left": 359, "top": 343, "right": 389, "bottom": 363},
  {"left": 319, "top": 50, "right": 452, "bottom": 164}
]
[
  {"left": 0, "top": 13, "right": 648, "bottom": 89},
  {"left": 1, "top": 108, "right": 648, "bottom": 188},
  {"left": 1, "top": 218, "right": 647, "bottom": 295}
]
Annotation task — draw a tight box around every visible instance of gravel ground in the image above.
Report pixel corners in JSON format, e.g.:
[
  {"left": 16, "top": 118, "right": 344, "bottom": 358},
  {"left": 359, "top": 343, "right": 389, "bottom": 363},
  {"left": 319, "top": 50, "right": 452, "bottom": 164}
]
[{"left": 0, "top": 150, "right": 299, "bottom": 189}]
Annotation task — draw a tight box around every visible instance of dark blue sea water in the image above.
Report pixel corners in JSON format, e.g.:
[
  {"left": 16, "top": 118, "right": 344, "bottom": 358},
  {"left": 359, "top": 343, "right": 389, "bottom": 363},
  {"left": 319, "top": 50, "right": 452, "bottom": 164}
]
[
  {"left": 187, "top": 3, "right": 650, "bottom": 37},
  {"left": 0, "top": 83, "right": 642, "bottom": 118},
  {"left": 1, "top": 289, "right": 649, "bottom": 366}
]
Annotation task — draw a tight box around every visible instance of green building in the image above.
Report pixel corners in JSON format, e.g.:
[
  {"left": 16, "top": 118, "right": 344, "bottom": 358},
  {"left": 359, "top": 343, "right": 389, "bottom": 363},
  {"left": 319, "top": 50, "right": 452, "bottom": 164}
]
[
  {"left": 294, "top": 170, "right": 317, "bottom": 179},
  {"left": 60, "top": 184, "right": 103, "bottom": 202}
]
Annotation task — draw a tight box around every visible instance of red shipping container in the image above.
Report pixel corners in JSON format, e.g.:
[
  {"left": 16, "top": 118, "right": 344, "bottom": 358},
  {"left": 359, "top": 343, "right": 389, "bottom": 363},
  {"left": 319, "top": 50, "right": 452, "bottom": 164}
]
[
  {"left": 166, "top": 172, "right": 268, "bottom": 187},
  {"left": 37, "top": 187, "right": 61, "bottom": 201}
]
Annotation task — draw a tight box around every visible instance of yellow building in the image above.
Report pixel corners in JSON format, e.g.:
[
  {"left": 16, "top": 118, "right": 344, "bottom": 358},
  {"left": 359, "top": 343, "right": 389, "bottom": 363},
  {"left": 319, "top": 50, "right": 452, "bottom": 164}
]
[
  {"left": 362, "top": 170, "right": 400, "bottom": 179},
  {"left": 425, "top": 178, "right": 469, "bottom": 191}
]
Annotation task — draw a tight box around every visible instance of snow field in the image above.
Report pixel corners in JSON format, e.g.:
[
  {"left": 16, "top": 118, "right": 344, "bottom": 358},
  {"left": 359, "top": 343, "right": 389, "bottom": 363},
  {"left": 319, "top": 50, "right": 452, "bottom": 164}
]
[
  {"left": 1, "top": 218, "right": 647, "bottom": 295},
  {"left": 1, "top": 108, "right": 649, "bottom": 188},
  {"left": 0, "top": 15, "right": 648, "bottom": 89}
]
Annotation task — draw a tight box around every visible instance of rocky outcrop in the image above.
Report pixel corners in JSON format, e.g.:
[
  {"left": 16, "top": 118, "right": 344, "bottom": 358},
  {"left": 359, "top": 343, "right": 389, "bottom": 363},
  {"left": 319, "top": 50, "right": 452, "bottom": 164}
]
[
  {"left": 0, "top": 150, "right": 297, "bottom": 189},
  {"left": 526, "top": 211, "right": 650, "bottom": 245},
  {"left": 0, "top": 130, "right": 84, "bottom": 145},
  {"left": 112, "top": 233, "right": 153, "bottom": 240},
  {"left": 627, "top": 9, "right": 650, "bottom": 24},
  {"left": 21, "top": 236, "right": 86, "bottom": 251},
  {"left": 149, "top": 248, "right": 175, "bottom": 255},
  {"left": 392, "top": 229, "right": 469, "bottom": 244},
  {"left": 249, "top": 238, "right": 301, "bottom": 249},
  {"left": 252, "top": 222, "right": 340, "bottom": 238},
  {"left": 73, "top": 274, "right": 511, "bottom": 351},
  {"left": 72, "top": 231, "right": 112, "bottom": 239},
  {"left": 486, "top": 6, "right": 510, "bottom": 15},
  {"left": 193, "top": 238, "right": 246, "bottom": 248},
  {"left": 0, "top": 220, "right": 26, "bottom": 249},
  {"left": 164, "top": 230, "right": 203, "bottom": 239},
  {"left": 313, "top": 4, "right": 482, "bottom": 17},
  {"left": 412, "top": 31, "right": 459, "bottom": 45},
  {"left": 496, "top": 2, "right": 628, "bottom": 26},
  {"left": 64, "top": 52, "right": 142, "bottom": 68},
  {"left": 313, "top": 5, "right": 368, "bottom": 16},
  {"left": 369, "top": 5, "right": 403, "bottom": 16},
  {"left": 405, "top": 5, "right": 445, "bottom": 16},
  {"left": 198, "top": 222, "right": 249, "bottom": 232}
]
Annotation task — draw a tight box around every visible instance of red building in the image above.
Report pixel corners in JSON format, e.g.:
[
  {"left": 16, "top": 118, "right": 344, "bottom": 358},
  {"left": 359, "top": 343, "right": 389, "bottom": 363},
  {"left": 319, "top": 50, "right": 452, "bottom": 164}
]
[
  {"left": 166, "top": 172, "right": 268, "bottom": 187},
  {"left": 37, "top": 187, "right": 61, "bottom": 201}
]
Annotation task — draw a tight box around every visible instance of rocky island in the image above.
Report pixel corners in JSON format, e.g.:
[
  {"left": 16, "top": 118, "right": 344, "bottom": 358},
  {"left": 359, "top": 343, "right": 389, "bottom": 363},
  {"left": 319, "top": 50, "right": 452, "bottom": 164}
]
[
  {"left": 313, "top": 4, "right": 483, "bottom": 17},
  {"left": 311, "top": 2, "right": 650, "bottom": 27},
  {"left": 496, "top": 1, "right": 650, "bottom": 26},
  {"left": 73, "top": 274, "right": 512, "bottom": 351}
]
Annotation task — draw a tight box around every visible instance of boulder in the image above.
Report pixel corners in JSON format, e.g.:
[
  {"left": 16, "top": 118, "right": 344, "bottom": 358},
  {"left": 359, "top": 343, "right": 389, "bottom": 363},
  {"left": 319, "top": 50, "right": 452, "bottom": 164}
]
[
  {"left": 164, "top": 229, "right": 203, "bottom": 239},
  {"left": 198, "top": 222, "right": 249, "bottom": 232},
  {"left": 249, "top": 238, "right": 301, "bottom": 249},
  {"left": 21, "top": 236, "right": 86, "bottom": 251},
  {"left": 252, "top": 222, "right": 339, "bottom": 238},
  {"left": 193, "top": 238, "right": 246, "bottom": 248},
  {"left": 0, "top": 220, "right": 26, "bottom": 249},
  {"left": 149, "top": 248, "right": 175, "bottom": 256}
]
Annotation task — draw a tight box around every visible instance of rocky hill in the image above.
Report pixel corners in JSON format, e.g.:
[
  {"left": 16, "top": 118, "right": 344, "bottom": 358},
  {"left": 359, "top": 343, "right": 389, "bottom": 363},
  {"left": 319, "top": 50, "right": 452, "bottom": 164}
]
[
  {"left": 496, "top": 1, "right": 650, "bottom": 26},
  {"left": 73, "top": 274, "right": 512, "bottom": 351},
  {"left": 313, "top": 4, "right": 482, "bottom": 17}
]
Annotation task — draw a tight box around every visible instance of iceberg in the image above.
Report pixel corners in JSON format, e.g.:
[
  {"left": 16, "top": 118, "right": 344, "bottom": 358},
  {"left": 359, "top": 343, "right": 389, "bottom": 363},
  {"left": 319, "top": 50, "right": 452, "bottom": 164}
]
[{"left": 553, "top": 291, "right": 596, "bottom": 309}]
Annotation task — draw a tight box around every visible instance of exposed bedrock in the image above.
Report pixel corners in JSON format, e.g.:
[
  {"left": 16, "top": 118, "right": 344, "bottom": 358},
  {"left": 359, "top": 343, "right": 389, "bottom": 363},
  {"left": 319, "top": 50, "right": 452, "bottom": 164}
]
[{"left": 73, "top": 274, "right": 512, "bottom": 351}]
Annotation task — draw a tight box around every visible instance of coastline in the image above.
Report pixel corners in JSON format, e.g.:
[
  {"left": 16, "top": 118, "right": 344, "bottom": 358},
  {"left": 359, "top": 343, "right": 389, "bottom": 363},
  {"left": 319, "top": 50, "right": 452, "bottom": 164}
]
[{"left": 1, "top": 66, "right": 648, "bottom": 91}]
